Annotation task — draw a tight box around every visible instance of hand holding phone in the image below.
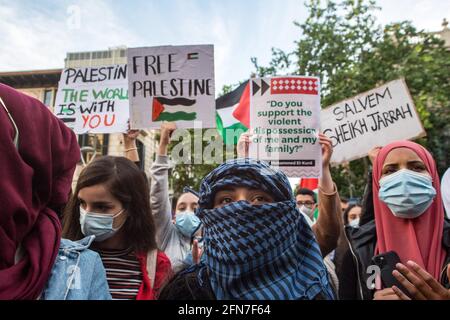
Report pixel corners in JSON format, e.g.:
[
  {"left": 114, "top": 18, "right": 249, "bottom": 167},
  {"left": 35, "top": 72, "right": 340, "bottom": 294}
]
[{"left": 372, "top": 251, "right": 411, "bottom": 297}]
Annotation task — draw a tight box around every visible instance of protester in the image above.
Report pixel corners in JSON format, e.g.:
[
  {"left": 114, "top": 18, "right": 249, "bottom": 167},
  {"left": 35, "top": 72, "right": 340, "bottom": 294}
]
[
  {"left": 123, "top": 123, "right": 202, "bottom": 273},
  {"left": 62, "top": 156, "right": 172, "bottom": 300},
  {"left": 333, "top": 204, "right": 362, "bottom": 285},
  {"left": 236, "top": 132, "right": 342, "bottom": 257},
  {"left": 159, "top": 158, "right": 335, "bottom": 300},
  {"left": 0, "top": 84, "right": 111, "bottom": 300},
  {"left": 338, "top": 141, "right": 450, "bottom": 300},
  {"left": 343, "top": 204, "right": 363, "bottom": 228},
  {"left": 295, "top": 188, "right": 318, "bottom": 223}
]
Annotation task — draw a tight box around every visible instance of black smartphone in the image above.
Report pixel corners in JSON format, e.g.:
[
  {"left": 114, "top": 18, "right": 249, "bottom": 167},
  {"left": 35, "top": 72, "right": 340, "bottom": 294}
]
[{"left": 371, "top": 251, "right": 410, "bottom": 296}]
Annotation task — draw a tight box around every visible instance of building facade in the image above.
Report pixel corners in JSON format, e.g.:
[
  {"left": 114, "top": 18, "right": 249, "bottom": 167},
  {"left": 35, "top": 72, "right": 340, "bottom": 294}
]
[{"left": 0, "top": 47, "right": 158, "bottom": 187}]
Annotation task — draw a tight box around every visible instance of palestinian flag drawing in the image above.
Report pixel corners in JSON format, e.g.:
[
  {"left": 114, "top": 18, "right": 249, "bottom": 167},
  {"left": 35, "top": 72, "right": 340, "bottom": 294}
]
[
  {"left": 152, "top": 97, "right": 197, "bottom": 122},
  {"left": 215, "top": 81, "right": 250, "bottom": 144}
]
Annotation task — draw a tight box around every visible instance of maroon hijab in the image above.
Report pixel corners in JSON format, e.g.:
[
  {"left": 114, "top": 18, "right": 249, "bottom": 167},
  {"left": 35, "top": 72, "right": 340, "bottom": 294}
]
[{"left": 0, "top": 83, "right": 80, "bottom": 299}]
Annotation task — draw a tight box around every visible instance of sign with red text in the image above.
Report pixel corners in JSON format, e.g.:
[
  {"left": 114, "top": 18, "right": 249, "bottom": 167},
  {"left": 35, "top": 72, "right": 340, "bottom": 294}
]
[
  {"left": 249, "top": 76, "right": 322, "bottom": 178},
  {"left": 322, "top": 79, "right": 426, "bottom": 164},
  {"left": 128, "top": 45, "right": 215, "bottom": 129},
  {"left": 54, "top": 64, "right": 129, "bottom": 134}
]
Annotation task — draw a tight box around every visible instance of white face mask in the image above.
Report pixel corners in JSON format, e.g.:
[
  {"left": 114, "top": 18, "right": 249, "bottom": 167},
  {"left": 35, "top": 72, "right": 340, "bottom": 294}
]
[
  {"left": 79, "top": 206, "right": 126, "bottom": 242},
  {"left": 348, "top": 218, "right": 360, "bottom": 228},
  {"left": 299, "top": 205, "right": 315, "bottom": 219}
]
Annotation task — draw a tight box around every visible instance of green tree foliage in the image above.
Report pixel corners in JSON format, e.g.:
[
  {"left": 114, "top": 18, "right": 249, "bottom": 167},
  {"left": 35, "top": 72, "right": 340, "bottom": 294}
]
[{"left": 253, "top": 0, "right": 450, "bottom": 198}]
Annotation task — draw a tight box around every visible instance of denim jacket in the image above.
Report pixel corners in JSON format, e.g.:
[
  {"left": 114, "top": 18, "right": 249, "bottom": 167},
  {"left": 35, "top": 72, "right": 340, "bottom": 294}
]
[{"left": 41, "top": 236, "right": 111, "bottom": 300}]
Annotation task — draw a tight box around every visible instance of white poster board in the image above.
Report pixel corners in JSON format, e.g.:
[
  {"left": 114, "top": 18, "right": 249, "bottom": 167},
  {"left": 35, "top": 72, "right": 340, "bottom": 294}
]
[
  {"left": 127, "top": 45, "right": 215, "bottom": 129},
  {"left": 249, "top": 76, "right": 322, "bottom": 178},
  {"left": 322, "top": 78, "right": 426, "bottom": 164},
  {"left": 54, "top": 64, "right": 129, "bottom": 134}
]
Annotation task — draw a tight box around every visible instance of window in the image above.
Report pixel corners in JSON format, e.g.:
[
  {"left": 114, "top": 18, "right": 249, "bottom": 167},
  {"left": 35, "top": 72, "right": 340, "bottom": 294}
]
[{"left": 43, "top": 89, "right": 53, "bottom": 107}]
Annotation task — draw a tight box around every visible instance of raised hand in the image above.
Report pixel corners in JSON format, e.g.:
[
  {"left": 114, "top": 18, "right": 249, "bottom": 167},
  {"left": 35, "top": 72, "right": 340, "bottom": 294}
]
[
  {"left": 237, "top": 132, "right": 253, "bottom": 158},
  {"left": 159, "top": 122, "right": 177, "bottom": 156}
]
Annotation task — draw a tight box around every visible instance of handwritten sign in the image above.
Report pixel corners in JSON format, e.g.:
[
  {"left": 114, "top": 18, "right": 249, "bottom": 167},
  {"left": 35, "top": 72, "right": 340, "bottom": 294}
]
[
  {"left": 249, "top": 76, "right": 322, "bottom": 178},
  {"left": 127, "top": 45, "right": 215, "bottom": 129},
  {"left": 54, "top": 64, "right": 129, "bottom": 134},
  {"left": 322, "top": 79, "right": 426, "bottom": 164}
]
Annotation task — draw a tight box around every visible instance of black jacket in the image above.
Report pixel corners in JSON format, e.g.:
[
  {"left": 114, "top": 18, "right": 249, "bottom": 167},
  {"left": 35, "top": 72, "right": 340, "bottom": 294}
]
[{"left": 339, "top": 219, "right": 450, "bottom": 300}]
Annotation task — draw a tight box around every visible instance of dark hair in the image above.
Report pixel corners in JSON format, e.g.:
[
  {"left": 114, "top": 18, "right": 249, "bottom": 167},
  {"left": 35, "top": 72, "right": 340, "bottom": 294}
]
[
  {"left": 342, "top": 203, "right": 362, "bottom": 225},
  {"left": 62, "top": 156, "right": 157, "bottom": 253},
  {"left": 295, "top": 188, "right": 316, "bottom": 203},
  {"left": 340, "top": 196, "right": 349, "bottom": 203}
]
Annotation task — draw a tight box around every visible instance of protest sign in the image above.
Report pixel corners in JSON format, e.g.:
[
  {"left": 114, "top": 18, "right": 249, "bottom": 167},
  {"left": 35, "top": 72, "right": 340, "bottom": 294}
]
[
  {"left": 127, "top": 45, "right": 215, "bottom": 129},
  {"left": 322, "top": 78, "right": 426, "bottom": 164},
  {"left": 54, "top": 64, "right": 129, "bottom": 134},
  {"left": 249, "top": 76, "right": 322, "bottom": 178}
]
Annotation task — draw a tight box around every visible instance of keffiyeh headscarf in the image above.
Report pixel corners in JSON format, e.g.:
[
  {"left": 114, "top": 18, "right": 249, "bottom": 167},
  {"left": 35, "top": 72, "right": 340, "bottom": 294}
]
[{"left": 196, "top": 159, "right": 334, "bottom": 300}]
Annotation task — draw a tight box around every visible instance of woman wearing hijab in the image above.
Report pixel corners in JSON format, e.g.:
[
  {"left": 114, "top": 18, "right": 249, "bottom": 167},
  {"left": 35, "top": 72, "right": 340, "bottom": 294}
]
[
  {"left": 338, "top": 140, "right": 450, "bottom": 300},
  {"left": 159, "top": 158, "right": 335, "bottom": 300},
  {"left": 0, "top": 83, "right": 110, "bottom": 300}
]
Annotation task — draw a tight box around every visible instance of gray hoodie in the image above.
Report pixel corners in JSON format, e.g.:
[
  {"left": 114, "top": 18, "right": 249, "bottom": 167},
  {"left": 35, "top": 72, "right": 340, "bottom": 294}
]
[{"left": 149, "top": 155, "right": 191, "bottom": 273}]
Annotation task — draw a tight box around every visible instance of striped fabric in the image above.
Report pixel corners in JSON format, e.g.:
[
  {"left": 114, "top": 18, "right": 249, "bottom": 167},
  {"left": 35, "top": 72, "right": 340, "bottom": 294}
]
[
  {"left": 98, "top": 248, "right": 143, "bottom": 300},
  {"left": 196, "top": 159, "right": 335, "bottom": 300}
]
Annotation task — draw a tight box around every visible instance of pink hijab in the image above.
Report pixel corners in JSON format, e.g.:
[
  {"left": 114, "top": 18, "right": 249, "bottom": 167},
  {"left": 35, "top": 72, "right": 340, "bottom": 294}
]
[{"left": 372, "top": 140, "right": 446, "bottom": 280}]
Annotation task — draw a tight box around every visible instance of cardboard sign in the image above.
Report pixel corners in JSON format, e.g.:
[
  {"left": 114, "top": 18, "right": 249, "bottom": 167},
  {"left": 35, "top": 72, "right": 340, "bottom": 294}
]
[
  {"left": 128, "top": 45, "right": 215, "bottom": 129},
  {"left": 54, "top": 64, "right": 129, "bottom": 134},
  {"left": 249, "top": 76, "right": 322, "bottom": 178},
  {"left": 322, "top": 79, "right": 426, "bottom": 164}
]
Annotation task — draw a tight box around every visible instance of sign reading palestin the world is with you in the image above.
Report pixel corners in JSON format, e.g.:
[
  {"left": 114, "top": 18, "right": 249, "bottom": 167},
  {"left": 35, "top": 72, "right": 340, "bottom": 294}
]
[
  {"left": 321, "top": 78, "right": 425, "bottom": 164},
  {"left": 128, "top": 45, "right": 215, "bottom": 129},
  {"left": 249, "top": 76, "right": 322, "bottom": 178},
  {"left": 54, "top": 64, "right": 129, "bottom": 134}
]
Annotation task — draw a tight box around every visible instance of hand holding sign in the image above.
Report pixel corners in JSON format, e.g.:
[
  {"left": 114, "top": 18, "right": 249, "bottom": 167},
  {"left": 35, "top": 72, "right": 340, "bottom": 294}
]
[
  {"left": 319, "top": 133, "right": 333, "bottom": 168},
  {"left": 158, "top": 122, "right": 177, "bottom": 156},
  {"left": 237, "top": 132, "right": 253, "bottom": 158}
]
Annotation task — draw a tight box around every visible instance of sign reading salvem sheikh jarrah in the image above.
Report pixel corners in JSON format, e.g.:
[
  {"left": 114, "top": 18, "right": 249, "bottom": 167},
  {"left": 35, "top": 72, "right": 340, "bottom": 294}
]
[{"left": 322, "top": 78, "right": 425, "bottom": 164}]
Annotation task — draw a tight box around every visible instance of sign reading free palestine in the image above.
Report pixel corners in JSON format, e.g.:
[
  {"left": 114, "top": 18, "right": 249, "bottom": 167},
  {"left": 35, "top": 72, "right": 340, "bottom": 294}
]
[
  {"left": 249, "top": 76, "right": 322, "bottom": 178},
  {"left": 128, "top": 45, "right": 216, "bottom": 129}
]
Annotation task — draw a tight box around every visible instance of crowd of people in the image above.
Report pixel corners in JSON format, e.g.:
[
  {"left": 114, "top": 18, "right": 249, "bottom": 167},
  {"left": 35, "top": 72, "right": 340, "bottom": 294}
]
[{"left": 0, "top": 83, "right": 449, "bottom": 300}]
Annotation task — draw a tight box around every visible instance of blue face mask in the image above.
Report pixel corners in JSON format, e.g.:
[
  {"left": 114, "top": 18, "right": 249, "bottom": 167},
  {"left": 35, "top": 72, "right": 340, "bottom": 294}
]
[
  {"left": 175, "top": 211, "right": 202, "bottom": 238},
  {"left": 378, "top": 169, "right": 436, "bottom": 219},
  {"left": 79, "top": 206, "right": 126, "bottom": 242}
]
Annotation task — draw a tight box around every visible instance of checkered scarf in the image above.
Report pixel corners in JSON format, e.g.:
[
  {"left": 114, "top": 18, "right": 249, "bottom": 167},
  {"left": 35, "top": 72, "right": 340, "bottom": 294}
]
[{"left": 196, "top": 159, "right": 334, "bottom": 300}]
